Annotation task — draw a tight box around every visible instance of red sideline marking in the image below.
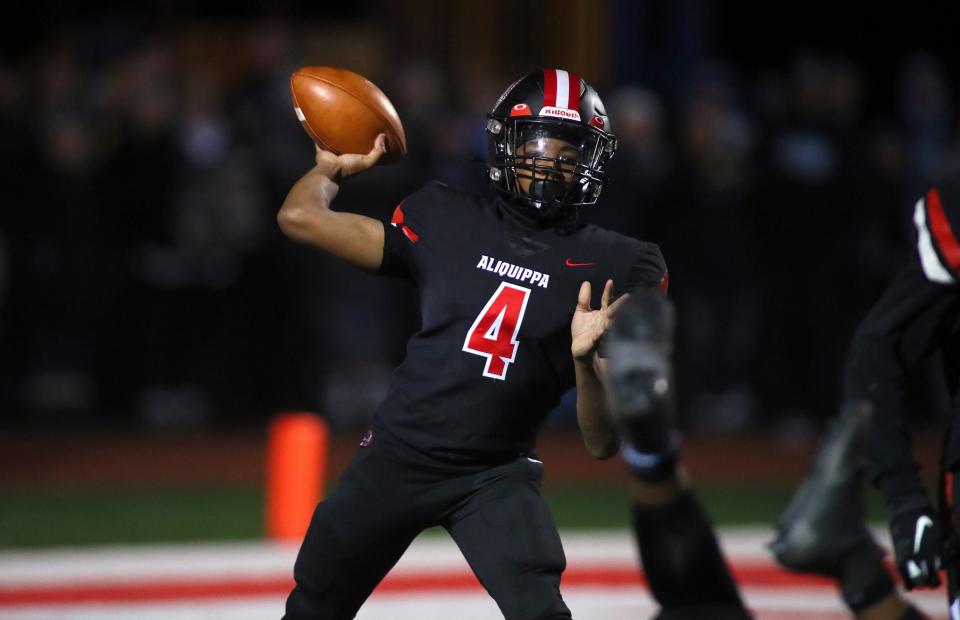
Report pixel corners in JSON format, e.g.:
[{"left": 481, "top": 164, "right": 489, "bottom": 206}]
[{"left": 0, "top": 563, "right": 843, "bottom": 606}]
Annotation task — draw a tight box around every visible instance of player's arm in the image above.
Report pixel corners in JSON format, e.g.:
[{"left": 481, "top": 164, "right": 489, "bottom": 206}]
[
  {"left": 277, "top": 135, "right": 388, "bottom": 271},
  {"left": 850, "top": 262, "right": 960, "bottom": 589},
  {"left": 573, "top": 244, "right": 668, "bottom": 459},
  {"left": 852, "top": 266, "right": 958, "bottom": 503},
  {"left": 857, "top": 179, "right": 960, "bottom": 511},
  {"left": 572, "top": 279, "right": 628, "bottom": 459}
]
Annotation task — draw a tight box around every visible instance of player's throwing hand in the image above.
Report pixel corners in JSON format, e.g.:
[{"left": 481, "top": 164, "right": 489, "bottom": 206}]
[
  {"left": 313, "top": 133, "right": 388, "bottom": 181},
  {"left": 571, "top": 279, "right": 629, "bottom": 363}
]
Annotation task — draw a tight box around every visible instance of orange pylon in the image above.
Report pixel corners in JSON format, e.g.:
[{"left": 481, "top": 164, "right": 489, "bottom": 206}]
[{"left": 265, "top": 412, "right": 329, "bottom": 541}]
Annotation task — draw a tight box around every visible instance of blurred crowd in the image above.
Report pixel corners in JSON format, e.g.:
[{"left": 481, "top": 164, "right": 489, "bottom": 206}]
[{"left": 1, "top": 12, "right": 958, "bottom": 438}]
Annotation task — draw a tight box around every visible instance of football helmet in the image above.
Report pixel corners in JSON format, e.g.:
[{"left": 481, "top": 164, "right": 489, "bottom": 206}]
[{"left": 487, "top": 69, "right": 618, "bottom": 222}]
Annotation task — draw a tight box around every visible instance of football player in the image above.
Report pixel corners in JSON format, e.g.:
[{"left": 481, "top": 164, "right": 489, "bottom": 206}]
[
  {"left": 604, "top": 289, "right": 754, "bottom": 619},
  {"left": 277, "top": 68, "right": 675, "bottom": 620},
  {"left": 771, "top": 173, "right": 960, "bottom": 620}
]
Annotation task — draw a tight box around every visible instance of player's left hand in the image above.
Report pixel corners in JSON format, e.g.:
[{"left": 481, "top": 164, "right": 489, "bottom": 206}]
[
  {"left": 890, "top": 506, "right": 945, "bottom": 590},
  {"left": 571, "top": 279, "right": 630, "bottom": 364}
]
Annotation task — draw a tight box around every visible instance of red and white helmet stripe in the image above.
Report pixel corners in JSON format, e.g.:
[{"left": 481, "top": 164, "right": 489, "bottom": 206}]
[{"left": 542, "top": 69, "right": 580, "bottom": 111}]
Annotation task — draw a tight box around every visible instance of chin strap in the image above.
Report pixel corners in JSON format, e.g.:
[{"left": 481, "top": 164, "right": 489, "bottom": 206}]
[
  {"left": 500, "top": 193, "right": 577, "bottom": 231},
  {"left": 528, "top": 179, "right": 565, "bottom": 204}
]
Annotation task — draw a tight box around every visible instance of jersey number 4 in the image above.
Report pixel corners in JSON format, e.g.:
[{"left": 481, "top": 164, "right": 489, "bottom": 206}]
[{"left": 462, "top": 282, "right": 532, "bottom": 380}]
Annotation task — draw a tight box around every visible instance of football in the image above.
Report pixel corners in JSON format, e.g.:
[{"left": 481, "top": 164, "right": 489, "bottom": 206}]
[{"left": 290, "top": 66, "right": 407, "bottom": 164}]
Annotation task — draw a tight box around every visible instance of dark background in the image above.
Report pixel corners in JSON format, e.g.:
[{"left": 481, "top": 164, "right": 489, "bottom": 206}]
[{"left": 1, "top": 0, "right": 957, "bottom": 440}]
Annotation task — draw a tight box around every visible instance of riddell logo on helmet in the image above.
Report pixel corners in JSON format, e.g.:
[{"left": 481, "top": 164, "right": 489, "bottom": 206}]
[
  {"left": 510, "top": 103, "right": 532, "bottom": 117},
  {"left": 539, "top": 106, "right": 582, "bottom": 121}
]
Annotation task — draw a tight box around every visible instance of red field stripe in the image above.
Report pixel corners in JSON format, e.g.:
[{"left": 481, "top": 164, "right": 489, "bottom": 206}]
[
  {"left": 0, "top": 564, "right": 838, "bottom": 605},
  {"left": 730, "top": 565, "right": 833, "bottom": 588},
  {"left": 0, "top": 577, "right": 295, "bottom": 605}
]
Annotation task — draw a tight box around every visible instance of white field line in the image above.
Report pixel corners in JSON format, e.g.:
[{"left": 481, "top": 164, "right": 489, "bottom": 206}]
[
  {"left": 0, "top": 527, "right": 943, "bottom": 620},
  {"left": 0, "top": 529, "right": 711, "bottom": 586},
  {"left": 0, "top": 527, "right": 895, "bottom": 586},
  {"left": 0, "top": 587, "right": 949, "bottom": 620}
]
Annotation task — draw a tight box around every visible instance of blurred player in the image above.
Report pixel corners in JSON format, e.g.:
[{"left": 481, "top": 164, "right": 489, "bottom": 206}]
[
  {"left": 277, "top": 69, "right": 669, "bottom": 619},
  {"left": 770, "top": 173, "right": 960, "bottom": 619},
  {"left": 604, "top": 290, "right": 754, "bottom": 619}
]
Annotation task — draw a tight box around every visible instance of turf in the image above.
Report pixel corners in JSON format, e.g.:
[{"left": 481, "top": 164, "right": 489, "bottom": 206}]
[
  {"left": 0, "top": 487, "right": 265, "bottom": 548},
  {"left": 0, "top": 482, "right": 890, "bottom": 549},
  {"left": 544, "top": 481, "right": 889, "bottom": 528}
]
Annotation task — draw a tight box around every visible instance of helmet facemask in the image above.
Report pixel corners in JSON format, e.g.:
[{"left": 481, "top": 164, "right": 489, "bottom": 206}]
[{"left": 487, "top": 117, "right": 617, "bottom": 222}]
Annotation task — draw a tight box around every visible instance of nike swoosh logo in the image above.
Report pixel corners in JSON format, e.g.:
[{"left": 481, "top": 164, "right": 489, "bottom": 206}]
[
  {"left": 907, "top": 559, "right": 923, "bottom": 579},
  {"left": 915, "top": 515, "right": 934, "bottom": 553},
  {"left": 565, "top": 259, "right": 595, "bottom": 267}
]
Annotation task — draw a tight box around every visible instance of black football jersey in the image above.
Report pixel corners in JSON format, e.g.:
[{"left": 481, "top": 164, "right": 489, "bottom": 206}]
[
  {"left": 375, "top": 181, "right": 667, "bottom": 464},
  {"left": 847, "top": 173, "right": 960, "bottom": 500}
]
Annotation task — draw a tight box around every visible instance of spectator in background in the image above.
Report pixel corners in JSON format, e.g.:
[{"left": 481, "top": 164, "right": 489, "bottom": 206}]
[
  {"left": 846, "top": 122, "right": 913, "bottom": 321},
  {"left": 649, "top": 60, "right": 761, "bottom": 432},
  {"left": 17, "top": 36, "right": 112, "bottom": 422},
  {"left": 436, "top": 65, "right": 498, "bottom": 192},
  {"left": 0, "top": 229, "right": 6, "bottom": 312},
  {"left": 0, "top": 224, "right": 9, "bottom": 418},
  {"left": 899, "top": 52, "right": 953, "bottom": 198},
  {"left": 171, "top": 52, "right": 285, "bottom": 425},
  {"left": 0, "top": 60, "right": 19, "bottom": 402},
  {"left": 225, "top": 18, "right": 344, "bottom": 418},
  {"left": 753, "top": 53, "right": 872, "bottom": 429},
  {"left": 95, "top": 39, "right": 198, "bottom": 426},
  {"left": 233, "top": 17, "right": 305, "bottom": 199},
  {"left": 584, "top": 84, "right": 672, "bottom": 236}
]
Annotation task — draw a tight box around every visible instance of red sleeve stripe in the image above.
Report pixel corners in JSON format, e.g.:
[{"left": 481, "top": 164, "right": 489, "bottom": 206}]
[
  {"left": 390, "top": 202, "right": 419, "bottom": 243},
  {"left": 926, "top": 187, "right": 960, "bottom": 276},
  {"left": 390, "top": 203, "right": 405, "bottom": 226},
  {"left": 655, "top": 272, "right": 669, "bottom": 295},
  {"left": 401, "top": 225, "right": 419, "bottom": 243}
]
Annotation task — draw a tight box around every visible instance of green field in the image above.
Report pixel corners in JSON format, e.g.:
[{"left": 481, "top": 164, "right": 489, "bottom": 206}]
[{"left": 0, "top": 482, "right": 890, "bottom": 549}]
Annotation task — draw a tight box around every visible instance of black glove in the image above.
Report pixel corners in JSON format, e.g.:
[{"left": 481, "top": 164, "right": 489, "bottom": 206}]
[{"left": 889, "top": 506, "right": 944, "bottom": 590}]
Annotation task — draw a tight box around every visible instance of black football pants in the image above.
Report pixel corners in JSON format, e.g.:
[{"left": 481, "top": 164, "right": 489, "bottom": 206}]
[{"left": 282, "top": 430, "right": 571, "bottom": 620}]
